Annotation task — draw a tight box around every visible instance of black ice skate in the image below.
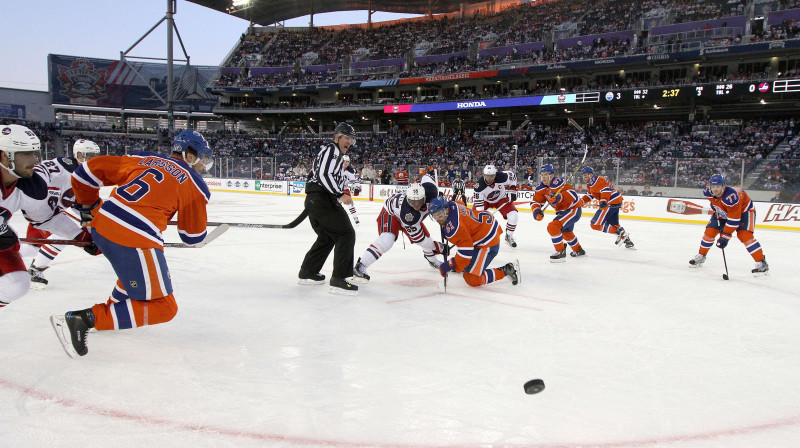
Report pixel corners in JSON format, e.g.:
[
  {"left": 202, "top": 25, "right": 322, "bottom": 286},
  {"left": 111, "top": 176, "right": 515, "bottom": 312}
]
[
  {"left": 570, "top": 248, "right": 587, "bottom": 257},
  {"left": 550, "top": 249, "right": 566, "bottom": 263},
  {"left": 29, "top": 263, "right": 49, "bottom": 290},
  {"left": 689, "top": 254, "right": 706, "bottom": 268},
  {"left": 51, "top": 308, "right": 95, "bottom": 358},
  {"left": 329, "top": 277, "right": 359, "bottom": 296},
  {"left": 298, "top": 268, "right": 326, "bottom": 285},
  {"left": 501, "top": 259, "right": 521, "bottom": 285},
  {"left": 752, "top": 259, "right": 769, "bottom": 276},
  {"left": 352, "top": 258, "right": 371, "bottom": 282}
]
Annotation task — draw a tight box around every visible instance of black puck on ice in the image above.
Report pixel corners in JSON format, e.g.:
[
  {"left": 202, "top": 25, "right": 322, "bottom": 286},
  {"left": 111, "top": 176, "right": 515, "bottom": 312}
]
[{"left": 524, "top": 379, "right": 545, "bottom": 395}]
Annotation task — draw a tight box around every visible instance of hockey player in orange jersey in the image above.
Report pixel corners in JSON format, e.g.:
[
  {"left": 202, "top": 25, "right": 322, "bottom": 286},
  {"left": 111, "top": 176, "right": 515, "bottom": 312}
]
[
  {"left": 578, "top": 166, "right": 634, "bottom": 249},
  {"left": 530, "top": 164, "right": 585, "bottom": 262},
  {"left": 50, "top": 130, "right": 214, "bottom": 358},
  {"left": 428, "top": 196, "right": 520, "bottom": 288},
  {"left": 689, "top": 174, "right": 768, "bottom": 275}
]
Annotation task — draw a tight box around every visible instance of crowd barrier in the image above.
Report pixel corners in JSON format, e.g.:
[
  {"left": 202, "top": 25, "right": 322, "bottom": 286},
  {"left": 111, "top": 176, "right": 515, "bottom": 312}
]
[{"left": 205, "top": 178, "right": 800, "bottom": 231}]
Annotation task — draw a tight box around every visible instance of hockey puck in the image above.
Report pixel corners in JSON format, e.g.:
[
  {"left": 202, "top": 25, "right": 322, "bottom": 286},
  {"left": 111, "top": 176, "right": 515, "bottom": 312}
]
[
  {"left": 524, "top": 379, "right": 545, "bottom": 395},
  {"left": 722, "top": 274, "right": 729, "bottom": 280}
]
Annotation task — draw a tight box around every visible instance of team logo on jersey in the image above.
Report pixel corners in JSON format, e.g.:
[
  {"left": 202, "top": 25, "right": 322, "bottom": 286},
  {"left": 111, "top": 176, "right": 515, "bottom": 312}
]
[
  {"left": 56, "top": 58, "right": 108, "bottom": 102},
  {"left": 404, "top": 212, "right": 414, "bottom": 222}
]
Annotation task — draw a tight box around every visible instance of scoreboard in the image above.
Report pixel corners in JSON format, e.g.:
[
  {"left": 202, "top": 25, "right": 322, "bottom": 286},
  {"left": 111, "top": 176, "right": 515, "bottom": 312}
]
[{"left": 603, "top": 79, "right": 800, "bottom": 103}]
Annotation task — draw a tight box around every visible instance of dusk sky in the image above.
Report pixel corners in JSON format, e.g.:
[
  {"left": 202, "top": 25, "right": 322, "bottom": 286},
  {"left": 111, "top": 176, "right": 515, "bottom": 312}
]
[{"left": 0, "top": 0, "right": 420, "bottom": 92}]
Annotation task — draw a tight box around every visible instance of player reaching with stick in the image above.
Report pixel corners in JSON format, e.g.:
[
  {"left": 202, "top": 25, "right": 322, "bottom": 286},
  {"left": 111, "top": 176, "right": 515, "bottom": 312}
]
[
  {"left": 688, "top": 174, "right": 768, "bottom": 275},
  {"left": 50, "top": 130, "right": 213, "bottom": 357},
  {"left": 428, "top": 196, "right": 520, "bottom": 288}
]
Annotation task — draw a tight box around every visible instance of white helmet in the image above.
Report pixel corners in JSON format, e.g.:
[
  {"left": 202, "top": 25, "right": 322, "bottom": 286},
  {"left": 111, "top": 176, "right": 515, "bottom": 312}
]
[
  {"left": 342, "top": 155, "right": 350, "bottom": 162},
  {"left": 406, "top": 183, "right": 426, "bottom": 209},
  {"left": 73, "top": 139, "right": 101, "bottom": 158},
  {"left": 483, "top": 164, "right": 498, "bottom": 176},
  {"left": 0, "top": 124, "right": 41, "bottom": 171}
]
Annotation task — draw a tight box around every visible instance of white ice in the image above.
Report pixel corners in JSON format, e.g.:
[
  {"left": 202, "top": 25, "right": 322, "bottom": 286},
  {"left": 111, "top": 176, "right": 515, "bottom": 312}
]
[{"left": 2, "top": 191, "right": 800, "bottom": 448}]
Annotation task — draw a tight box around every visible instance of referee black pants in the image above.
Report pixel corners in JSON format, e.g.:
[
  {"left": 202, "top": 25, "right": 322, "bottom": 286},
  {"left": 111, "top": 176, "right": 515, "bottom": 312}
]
[{"left": 300, "top": 188, "right": 355, "bottom": 280}]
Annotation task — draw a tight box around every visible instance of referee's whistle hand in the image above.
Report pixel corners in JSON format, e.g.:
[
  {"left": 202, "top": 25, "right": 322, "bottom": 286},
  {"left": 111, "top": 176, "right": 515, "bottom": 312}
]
[{"left": 341, "top": 194, "right": 353, "bottom": 205}]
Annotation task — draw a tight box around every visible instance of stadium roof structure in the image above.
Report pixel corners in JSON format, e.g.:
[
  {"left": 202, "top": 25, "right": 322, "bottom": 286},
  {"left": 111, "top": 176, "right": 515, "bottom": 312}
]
[{"left": 187, "top": 0, "right": 461, "bottom": 26}]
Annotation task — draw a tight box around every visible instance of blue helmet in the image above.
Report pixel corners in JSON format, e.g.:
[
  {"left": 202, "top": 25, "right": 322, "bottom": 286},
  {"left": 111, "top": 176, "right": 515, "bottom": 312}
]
[
  {"left": 580, "top": 166, "right": 594, "bottom": 175},
  {"left": 173, "top": 130, "right": 212, "bottom": 159},
  {"left": 540, "top": 163, "right": 555, "bottom": 174},
  {"left": 428, "top": 196, "right": 449, "bottom": 215},
  {"left": 173, "top": 130, "right": 213, "bottom": 171},
  {"left": 709, "top": 174, "right": 725, "bottom": 186}
]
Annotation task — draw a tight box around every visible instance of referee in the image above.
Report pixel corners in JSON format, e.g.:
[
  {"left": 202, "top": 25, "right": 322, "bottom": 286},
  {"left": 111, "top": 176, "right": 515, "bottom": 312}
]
[
  {"left": 298, "top": 122, "right": 358, "bottom": 295},
  {"left": 452, "top": 176, "right": 467, "bottom": 204}
]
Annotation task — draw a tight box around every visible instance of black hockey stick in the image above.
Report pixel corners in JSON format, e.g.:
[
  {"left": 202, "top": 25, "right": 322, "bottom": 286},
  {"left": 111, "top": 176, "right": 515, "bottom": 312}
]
[
  {"left": 721, "top": 247, "right": 730, "bottom": 280},
  {"left": 168, "top": 209, "right": 308, "bottom": 229},
  {"left": 441, "top": 228, "right": 449, "bottom": 293},
  {"left": 21, "top": 224, "right": 230, "bottom": 249},
  {"left": 541, "top": 118, "right": 590, "bottom": 212}
]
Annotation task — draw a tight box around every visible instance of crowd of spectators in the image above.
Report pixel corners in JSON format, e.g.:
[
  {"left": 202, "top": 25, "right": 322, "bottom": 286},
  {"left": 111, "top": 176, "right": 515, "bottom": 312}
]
[{"left": 214, "top": 0, "right": 770, "bottom": 89}]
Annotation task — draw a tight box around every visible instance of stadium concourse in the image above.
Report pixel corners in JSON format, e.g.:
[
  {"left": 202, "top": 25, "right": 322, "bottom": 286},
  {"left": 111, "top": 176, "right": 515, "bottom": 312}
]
[{"left": 2, "top": 191, "right": 800, "bottom": 448}]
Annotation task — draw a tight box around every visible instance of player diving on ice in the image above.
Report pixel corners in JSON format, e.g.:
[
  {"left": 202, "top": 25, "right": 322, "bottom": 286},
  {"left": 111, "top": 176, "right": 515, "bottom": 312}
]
[
  {"left": 473, "top": 164, "right": 520, "bottom": 248},
  {"left": 352, "top": 179, "right": 444, "bottom": 282},
  {"left": 428, "top": 196, "right": 520, "bottom": 288}
]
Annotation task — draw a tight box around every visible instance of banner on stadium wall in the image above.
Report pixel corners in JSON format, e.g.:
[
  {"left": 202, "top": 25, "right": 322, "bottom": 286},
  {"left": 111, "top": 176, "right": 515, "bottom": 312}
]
[
  {"left": 0, "top": 103, "right": 25, "bottom": 119},
  {"left": 49, "top": 54, "right": 218, "bottom": 111},
  {"left": 205, "top": 179, "right": 800, "bottom": 231}
]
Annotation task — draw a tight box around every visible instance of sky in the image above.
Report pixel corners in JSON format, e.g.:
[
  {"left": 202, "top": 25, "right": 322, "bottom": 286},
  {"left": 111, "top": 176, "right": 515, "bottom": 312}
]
[{"left": 0, "top": 0, "right": 421, "bottom": 92}]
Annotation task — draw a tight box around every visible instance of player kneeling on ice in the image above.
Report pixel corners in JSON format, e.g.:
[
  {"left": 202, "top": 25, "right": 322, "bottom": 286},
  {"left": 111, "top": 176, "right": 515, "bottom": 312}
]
[
  {"left": 530, "top": 164, "right": 585, "bottom": 262},
  {"left": 578, "top": 166, "right": 634, "bottom": 249},
  {"left": 353, "top": 180, "right": 444, "bottom": 281},
  {"left": 473, "top": 164, "right": 520, "bottom": 248},
  {"left": 428, "top": 197, "right": 519, "bottom": 287},
  {"left": 688, "top": 174, "right": 768, "bottom": 275}
]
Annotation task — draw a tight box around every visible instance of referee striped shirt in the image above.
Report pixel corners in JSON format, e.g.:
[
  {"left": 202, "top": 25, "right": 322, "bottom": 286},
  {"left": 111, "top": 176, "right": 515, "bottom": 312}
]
[
  {"left": 452, "top": 179, "right": 465, "bottom": 192},
  {"left": 309, "top": 142, "right": 346, "bottom": 197}
]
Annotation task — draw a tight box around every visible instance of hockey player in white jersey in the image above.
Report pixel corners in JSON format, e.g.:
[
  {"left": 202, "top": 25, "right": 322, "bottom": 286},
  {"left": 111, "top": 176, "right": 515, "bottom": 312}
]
[
  {"left": 352, "top": 179, "right": 444, "bottom": 281},
  {"left": 341, "top": 155, "right": 361, "bottom": 224},
  {"left": 473, "top": 164, "right": 520, "bottom": 247},
  {"left": 0, "top": 126, "right": 99, "bottom": 308},
  {"left": 25, "top": 139, "right": 101, "bottom": 288}
]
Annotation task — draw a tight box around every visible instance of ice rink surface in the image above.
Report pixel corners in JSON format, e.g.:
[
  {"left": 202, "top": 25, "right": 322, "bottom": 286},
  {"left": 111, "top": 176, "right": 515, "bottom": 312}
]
[{"left": 2, "top": 191, "right": 800, "bottom": 448}]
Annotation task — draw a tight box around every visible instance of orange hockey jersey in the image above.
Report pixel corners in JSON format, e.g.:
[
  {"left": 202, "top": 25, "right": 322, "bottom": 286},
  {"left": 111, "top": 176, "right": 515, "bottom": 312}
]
[
  {"left": 530, "top": 177, "right": 581, "bottom": 213},
  {"left": 580, "top": 175, "right": 623, "bottom": 206},
  {"left": 71, "top": 152, "right": 210, "bottom": 249},
  {"left": 441, "top": 201, "right": 502, "bottom": 273},
  {"left": 703, "top": 184, "right": 754, "bottom": 234}
]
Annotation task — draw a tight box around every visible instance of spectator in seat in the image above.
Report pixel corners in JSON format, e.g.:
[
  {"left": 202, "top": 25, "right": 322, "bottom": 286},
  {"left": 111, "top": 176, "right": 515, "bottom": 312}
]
[
  {"left": 626, "top": 185, "right": 639, "bottom": 196},
  {"left": 380, "top": 169, "right": 392, "bottom": 185},
  {"left": 641, "top": 185, "right": 654, "bottom": 196}
]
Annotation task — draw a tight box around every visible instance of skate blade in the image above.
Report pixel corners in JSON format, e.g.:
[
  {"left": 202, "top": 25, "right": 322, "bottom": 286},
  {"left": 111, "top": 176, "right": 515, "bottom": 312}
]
[
  {"left": 297, "top": 279, "right": 325, "bottom": 285},
  {"left": 30, "top": 282, "right": 48, "bottom": 290},
  {"left": 512, "top": 259, "right": 521, "bottom": 285},
  {"left": 328, "top": 286, "right": 358, "bottom": 296},
  {"left": 752, "top": 271, "right": 770, "bottom": 278},
  {"left": 549, "top": 258, "right": 567, "bottom": 263},
  {"left": 50, "top": 315, "right": 78, "bottom": 358}
]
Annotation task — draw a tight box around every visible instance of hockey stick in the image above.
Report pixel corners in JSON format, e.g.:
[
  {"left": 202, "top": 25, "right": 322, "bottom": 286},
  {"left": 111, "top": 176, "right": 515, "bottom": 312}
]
[
  {"left": 441, "top": 228, "right": 449, "bottom": 293},
  {"left": 721, "top": 247, "right": 730, "bottom": 280},
  {"left": 168, "top": 209, "right": 308, "bottom": 229},
  {"left": 20, "top": 224, "right": 230, "bottom": 249},
  {"left": 540, "top": 118, "right": 590, "bottom": 213}
]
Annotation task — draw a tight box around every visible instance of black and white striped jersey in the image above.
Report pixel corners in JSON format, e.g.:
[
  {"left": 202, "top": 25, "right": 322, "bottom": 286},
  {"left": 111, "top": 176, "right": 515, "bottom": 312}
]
[{"left": 308, "top": 142, "right": 346, "bottom": 197}]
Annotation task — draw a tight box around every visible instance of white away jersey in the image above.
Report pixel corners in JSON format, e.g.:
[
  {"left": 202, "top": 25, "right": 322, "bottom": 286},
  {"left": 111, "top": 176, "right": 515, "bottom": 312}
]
[{"left": 473, "top": 171, "right": 517, "bottom": 210}]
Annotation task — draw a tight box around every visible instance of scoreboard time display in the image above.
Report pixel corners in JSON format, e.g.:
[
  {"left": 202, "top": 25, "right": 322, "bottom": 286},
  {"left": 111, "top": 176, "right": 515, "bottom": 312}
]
[{"left": 604, "top": 79, "right": 800, "bottom": 102}]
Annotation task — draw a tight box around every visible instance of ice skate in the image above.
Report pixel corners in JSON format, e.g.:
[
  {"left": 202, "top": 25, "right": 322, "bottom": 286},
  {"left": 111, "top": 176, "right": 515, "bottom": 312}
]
[
  {"left": 298, "top": 268, "right": 325, "bottom": 285},
  {"left": 29, "top": 263, "right": 49, "bottom": 290},
  {"left": 50, "top": 308, "right": 94, "bottom": 358},
  {"left": 614, "top": 227, "right": 628, "bottom": 246},
  {"left": 570, "top": 248, "right": 587, "bottom": 257},
  {"left": 689, "top": 254, "right": 706, "bottom": 268},
  {"left": 752, "top": 259, "right": 769, "bottom": 276},
  {"left": 505, "top": 233, "right": 517, "bottom": 248},
  {"left": 501, "top": 259, "right": 521, "bottom": 285},
  {"left": 329, "top": 277, "right": 359, "bottom": 296},
  {"left": 351, "top": 258, "right": 370, "bottom": 282},
  {"left": 424, "top": 253, "right": 442, "bottom": 269},
  {"left": 550, "top": 249, "right": 566, "bottom": 263}
]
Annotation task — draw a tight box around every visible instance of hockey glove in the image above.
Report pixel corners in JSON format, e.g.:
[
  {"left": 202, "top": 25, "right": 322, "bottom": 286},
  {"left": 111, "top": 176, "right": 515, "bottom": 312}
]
[
  {"left": 547, "top": 193, "right": 562, "bottom": 206},
  {"left": 78, "top": 199, "right": 102, "bottom": 227},
  {"left": 532, "top": 209, "right": 544, "bottom": 221},
  {"left": 439, "top": 259, "right": 454, "bottom": 277},
  {"left": 599, "top": 200, "right": 608, "bottom": 208},
  {"left": 716, "top": 233, "right": 731, "bottom": 249},
  {"left": 76, "top": 228, "right": 102, "bottom": 256},
  {"left": 0, "top": 224, "right": 20, "bottom": 251},
  {"left": 579, "top": 195, "right": 592, "bottom": 206}
]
